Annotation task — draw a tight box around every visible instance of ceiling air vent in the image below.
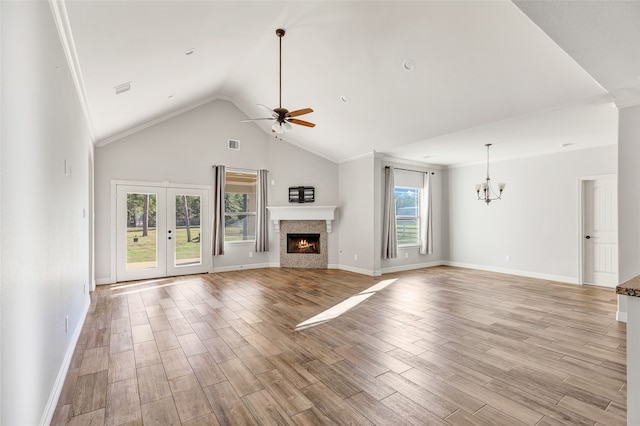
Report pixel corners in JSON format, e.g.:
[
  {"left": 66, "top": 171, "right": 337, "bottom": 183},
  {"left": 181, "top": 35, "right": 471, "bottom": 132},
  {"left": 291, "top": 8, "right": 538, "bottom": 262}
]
[{"left": 228, "top": 139, "right": 240, "bottom": 150}]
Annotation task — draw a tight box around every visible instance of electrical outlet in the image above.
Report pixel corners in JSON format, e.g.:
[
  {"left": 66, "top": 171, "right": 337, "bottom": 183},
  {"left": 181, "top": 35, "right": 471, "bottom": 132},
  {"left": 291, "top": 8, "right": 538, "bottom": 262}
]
[
  {"left": 354, "top": 254, "right": 358, "bottom": 261},
  {"left": 505, "top": 255, "right": 510, "bottom": 262},
  {"left": 249, "top": 251, "right": 253, "bottom": 258},
  {"left": 405, "top": 252, "right": 409, "bottom": 259}
]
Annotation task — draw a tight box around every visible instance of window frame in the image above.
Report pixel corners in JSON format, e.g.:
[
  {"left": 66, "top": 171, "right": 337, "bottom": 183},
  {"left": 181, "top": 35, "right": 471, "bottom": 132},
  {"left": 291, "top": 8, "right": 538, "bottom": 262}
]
[
  {"left": 394, "top": 186, "right": 421, "bottom": 247},
  {"left": 224, "top": 170, "right": 257, "bottom": 244}
]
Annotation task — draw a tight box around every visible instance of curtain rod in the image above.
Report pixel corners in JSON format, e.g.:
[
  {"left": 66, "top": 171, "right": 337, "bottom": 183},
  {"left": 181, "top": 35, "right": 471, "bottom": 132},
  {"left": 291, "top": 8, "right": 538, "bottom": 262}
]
[
  {"left": 212, "top": 165, "right": 269, "bottom": 173},
  {"left": 385, "top": 165, "right": 435, "bottom": 175}
]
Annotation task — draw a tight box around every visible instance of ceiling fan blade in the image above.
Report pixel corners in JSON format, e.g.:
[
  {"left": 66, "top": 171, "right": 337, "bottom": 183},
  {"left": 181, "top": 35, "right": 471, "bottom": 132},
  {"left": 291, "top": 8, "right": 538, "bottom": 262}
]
[
  {"left": 257, "top": 104, "right": 277, "bottom": 116},
  {"left": 288, "top": 118, "right": 316, "bottom": 128},
  {"left": 240, "top": 118, "right": 275, "bottom": 122},
  {"left": 286, "top": 108, "right": 313, "bottom": 118}
]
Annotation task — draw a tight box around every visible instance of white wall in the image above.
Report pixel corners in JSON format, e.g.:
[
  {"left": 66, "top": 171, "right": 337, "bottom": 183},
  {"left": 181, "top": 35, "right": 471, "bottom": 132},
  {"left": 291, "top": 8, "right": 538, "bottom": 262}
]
[
  {"left": 1, "top": 2, "right": 92, "bottom": 423},
  {"left": 617, "top": 104, "right": 640, "bottom": 319},
  {"left": 618, "top": 105, "right": 640, "bottom": 283},
  {"left": 447, "top": 145, "right": 617, "bottom": 283},
  {"left": 94, "top": 99, "right": 340, "bottom": 280},
  {"left": 338, "top": 154, "right": 376, "bottom": 274}
]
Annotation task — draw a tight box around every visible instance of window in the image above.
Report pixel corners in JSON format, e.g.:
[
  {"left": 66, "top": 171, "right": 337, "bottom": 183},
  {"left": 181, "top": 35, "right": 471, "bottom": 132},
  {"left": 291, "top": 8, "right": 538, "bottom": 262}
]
[
  {"left": 395, "top": 187, "right": 420, "bottom": 246},
  {"left": 224, "top": 171, "right": 257, "bottom": 242}
]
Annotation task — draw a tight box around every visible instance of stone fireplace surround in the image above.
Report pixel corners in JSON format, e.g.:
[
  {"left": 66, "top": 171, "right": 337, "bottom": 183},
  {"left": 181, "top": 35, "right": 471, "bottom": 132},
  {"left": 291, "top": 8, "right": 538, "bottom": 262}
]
[
  {"left": 279, "top": 220, "right": 327, "bottom": 268},
  {"left": 267, "top": 206, "right": 337, "bottom": 269}
]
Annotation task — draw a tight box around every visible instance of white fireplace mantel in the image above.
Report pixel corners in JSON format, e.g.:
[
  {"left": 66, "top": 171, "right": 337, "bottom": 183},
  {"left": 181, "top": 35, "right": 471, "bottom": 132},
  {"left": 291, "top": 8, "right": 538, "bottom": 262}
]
[{"left": 267, "top": 206, "right": 337, "bottom": 233}]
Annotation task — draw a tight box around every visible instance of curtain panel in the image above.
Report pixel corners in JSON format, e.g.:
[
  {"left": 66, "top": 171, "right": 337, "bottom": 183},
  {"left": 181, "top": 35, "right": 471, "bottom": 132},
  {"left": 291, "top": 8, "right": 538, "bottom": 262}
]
[
  {"left": 212, "top": 165, "right": 226, "bottom": 256},
  {"left": 420, "top": 172, "right": 433, "bottom": 255},
  {"left": 382, "top": 166, "right": 398, "bottom": 259},
  {"left": 255, "top": 169, "right": 269, "bottom": 252}
]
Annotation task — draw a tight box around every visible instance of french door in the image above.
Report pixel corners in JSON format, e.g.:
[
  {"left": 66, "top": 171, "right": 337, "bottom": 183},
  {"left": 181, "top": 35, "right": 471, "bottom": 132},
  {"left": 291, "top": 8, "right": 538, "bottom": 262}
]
[{"left": 116, "top": 184, "right": 210, "bottom": 282}]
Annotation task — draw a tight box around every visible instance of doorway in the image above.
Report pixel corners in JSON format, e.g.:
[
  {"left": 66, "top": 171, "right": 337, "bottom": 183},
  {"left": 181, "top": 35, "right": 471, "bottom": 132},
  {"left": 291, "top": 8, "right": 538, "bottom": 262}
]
[
  {"left": 116, "top": 184, "right": 210, "bottom": 282},
  {"left": 581, "top": 176, "right": 618, "bottom": 287}
]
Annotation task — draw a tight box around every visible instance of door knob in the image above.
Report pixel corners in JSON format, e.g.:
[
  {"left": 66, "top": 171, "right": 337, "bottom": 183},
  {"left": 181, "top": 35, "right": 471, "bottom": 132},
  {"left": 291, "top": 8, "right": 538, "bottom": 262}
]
[
  {"left": 168, "top": 236, "right": 172, "bottom": 240},
  {"left": 585, "top": 235, "right": 591, "bottom": 239}
]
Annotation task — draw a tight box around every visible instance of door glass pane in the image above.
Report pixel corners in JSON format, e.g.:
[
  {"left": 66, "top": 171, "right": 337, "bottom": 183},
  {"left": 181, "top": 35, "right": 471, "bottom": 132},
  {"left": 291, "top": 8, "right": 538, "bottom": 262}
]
[
  {"left": 175, "top": 194, "right": 202, "bottom": 267},
  {"left": 127, "top": 192, "right": 157, "bottom": 270}
]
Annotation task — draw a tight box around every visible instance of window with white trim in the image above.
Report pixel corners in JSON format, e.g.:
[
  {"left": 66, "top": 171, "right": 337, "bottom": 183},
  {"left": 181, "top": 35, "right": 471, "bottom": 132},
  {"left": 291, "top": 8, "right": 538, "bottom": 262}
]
[
  {"left": 224, "top": 171, "right": 257, "bottom": 242},
  {"left": 395, "top": 186, "right": 420, "bottom": 246}
]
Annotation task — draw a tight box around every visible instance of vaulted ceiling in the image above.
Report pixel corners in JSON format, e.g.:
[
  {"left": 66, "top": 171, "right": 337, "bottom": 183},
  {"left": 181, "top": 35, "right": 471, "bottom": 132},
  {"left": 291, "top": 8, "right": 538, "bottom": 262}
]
[{"left": 56, "top": 1, "right": 639, "bottom": 166}]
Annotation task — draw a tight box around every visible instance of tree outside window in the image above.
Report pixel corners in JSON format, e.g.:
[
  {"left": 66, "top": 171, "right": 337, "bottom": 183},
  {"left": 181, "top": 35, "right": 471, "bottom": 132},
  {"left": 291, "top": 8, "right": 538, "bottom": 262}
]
[{"left": 395, "top": 187, "right": 420, "bottom": 245}]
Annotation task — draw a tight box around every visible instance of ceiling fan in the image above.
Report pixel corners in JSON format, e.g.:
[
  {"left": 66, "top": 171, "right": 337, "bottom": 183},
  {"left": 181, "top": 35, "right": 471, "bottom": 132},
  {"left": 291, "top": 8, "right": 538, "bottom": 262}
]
[{"left": 242, "top": 28, "right": 315, "bottom": 134}]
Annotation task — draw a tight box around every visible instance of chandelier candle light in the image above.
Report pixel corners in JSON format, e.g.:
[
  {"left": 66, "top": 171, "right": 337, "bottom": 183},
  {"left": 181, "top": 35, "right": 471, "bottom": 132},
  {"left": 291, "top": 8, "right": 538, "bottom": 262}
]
[{"left": 476, "top": 143, "right": 505, "bottom": 205}]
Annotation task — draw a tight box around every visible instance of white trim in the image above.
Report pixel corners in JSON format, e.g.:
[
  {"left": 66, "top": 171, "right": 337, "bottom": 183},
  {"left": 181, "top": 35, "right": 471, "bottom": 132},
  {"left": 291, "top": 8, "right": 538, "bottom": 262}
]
[
  {"left": 48, "top": 0, "right": 96, "bottom": 142},
  {"left": 338, "top": 151, "right": 378, "bottom": 165},
  {"left": 109, "top": 181, "right": 117, "bottom": 284},
  {"left": 444, "top": 261, "right": 579, "bottom": 284},
  {"left": 212, "top": 262, "right": 272, "bottom": 273},
  {"left": 96, "top": 94, "right": 220, "bottom": 146},
  {"left": 617, "top": 310, "right": 628, "bottom": 323},
  {"left": 381, "top": 260, "right": 445, "bottom": 274},
  {"left": 381, "top": 155, "right": 445, "bottom": 170},
  {"left": 338, "top": 264, "right": 381, "bottom": 277},
  {"left": 39, "top": 296, "right": 91, "bottom": 426},
  {"left": 96, "top": 277, "right": 115, "bottom": 285},
  {"left": 615, "top": 98, "right": 640, "bottom": 110},
  {"left": 267, "top": 206, "right": 337, "bottom": 233}
]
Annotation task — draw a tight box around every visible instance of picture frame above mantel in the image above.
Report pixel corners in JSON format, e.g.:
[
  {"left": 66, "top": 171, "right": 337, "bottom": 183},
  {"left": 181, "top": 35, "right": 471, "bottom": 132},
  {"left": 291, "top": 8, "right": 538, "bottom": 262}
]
[{"left": 289, "top": 186, "right": 315, "bottom": 203}]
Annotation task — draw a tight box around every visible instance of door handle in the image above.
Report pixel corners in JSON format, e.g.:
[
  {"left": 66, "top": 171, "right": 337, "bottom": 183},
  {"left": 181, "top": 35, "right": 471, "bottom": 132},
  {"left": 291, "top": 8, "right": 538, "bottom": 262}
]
[
  {"left": 585, "top": 235, "right": 591, "bottom": 239},
  {"left": 168, "top": 236, "right": 172, "bottom": 240}
]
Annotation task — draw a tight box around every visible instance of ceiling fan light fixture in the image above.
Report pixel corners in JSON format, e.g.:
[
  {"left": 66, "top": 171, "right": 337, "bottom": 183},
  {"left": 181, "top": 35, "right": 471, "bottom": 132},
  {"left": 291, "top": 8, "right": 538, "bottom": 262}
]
[{"left": 241, "top": 28, "right": 315, "bottom": 132}]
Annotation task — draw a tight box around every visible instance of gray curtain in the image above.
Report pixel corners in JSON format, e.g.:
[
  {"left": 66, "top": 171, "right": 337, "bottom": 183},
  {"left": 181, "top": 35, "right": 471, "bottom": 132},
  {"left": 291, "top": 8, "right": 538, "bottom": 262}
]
[
  {"left": 255, "top": 169, "right": 269, "bottom": 253},
  {"left": 382, "top": 166, "right": 398, "bottom": 259},
  {"left": 420, "top": 172, "right": 433, "bottom": 255},
  {"left": 212, "top": 165, "right": 226, "bottom": 256}
]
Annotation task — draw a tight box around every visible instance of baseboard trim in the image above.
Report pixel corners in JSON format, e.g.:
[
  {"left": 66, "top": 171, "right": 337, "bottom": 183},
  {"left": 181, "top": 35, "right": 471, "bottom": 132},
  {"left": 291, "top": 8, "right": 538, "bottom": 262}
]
[
  {"left": 617, "top": 311, "right": 628, "bottom": 323},
  {"left": 96, "top": 277, "right": 115, "bottom": 285},
  {"left": 212, "top": 262, "right": 272, "bottom": 273},
  {"left": 39, "top": 295, "right": 91, "bottom": 426},
  {"left": 338, "top": 265, "right": 380, "bottom": 276},
  {"left": 381, "top": 260, "right": 446, "bottom": 274},
  {"left": 444, "top": 261, "right": 579, "bottom": 284}
]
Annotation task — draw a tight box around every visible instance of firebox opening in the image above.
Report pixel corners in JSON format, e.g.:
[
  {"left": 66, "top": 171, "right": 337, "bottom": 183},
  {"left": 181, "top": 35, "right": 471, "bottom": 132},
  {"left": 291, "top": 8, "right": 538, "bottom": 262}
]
[{"left": 287, "top": 233, "right": 321, "bottom": 254}]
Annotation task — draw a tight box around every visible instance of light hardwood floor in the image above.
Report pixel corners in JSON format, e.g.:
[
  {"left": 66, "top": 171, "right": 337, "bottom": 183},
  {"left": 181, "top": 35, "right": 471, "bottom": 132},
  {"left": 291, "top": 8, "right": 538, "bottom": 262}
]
[{"left": 52, "top": 266, "right": 626, "bottom": 425}]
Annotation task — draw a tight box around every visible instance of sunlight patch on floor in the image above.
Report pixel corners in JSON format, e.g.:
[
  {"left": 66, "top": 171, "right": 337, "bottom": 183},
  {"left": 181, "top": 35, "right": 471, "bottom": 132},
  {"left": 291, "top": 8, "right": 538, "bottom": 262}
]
[{"left": 295, "top": 278, "right": 398, "bottom": 331}]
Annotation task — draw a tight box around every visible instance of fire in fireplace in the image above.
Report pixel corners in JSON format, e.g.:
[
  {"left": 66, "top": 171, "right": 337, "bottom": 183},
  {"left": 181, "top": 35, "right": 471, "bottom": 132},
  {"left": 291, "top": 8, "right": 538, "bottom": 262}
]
[{"left": 287, "top": 233, "right": 321, "bottom": 254}]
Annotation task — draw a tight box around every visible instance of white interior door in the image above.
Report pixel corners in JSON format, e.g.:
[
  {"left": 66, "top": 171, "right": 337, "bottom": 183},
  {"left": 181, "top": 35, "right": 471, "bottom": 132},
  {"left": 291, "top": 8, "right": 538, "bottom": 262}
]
[
  {"left": 116, "top": 184, "right": 209, "bottom": 282},
  {"left": 583, "top": 178, "right": 618, "bottom": 287}
]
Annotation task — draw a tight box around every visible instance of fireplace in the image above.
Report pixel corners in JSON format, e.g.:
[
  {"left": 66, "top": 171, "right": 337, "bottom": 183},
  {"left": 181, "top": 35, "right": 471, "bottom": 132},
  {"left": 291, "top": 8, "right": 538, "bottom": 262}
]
[
  {"left": 279, "top": 220, "right": 328, "bottom": 269},
  {"left": 287, "top": 234, "right": 320, "bottom": 254}
]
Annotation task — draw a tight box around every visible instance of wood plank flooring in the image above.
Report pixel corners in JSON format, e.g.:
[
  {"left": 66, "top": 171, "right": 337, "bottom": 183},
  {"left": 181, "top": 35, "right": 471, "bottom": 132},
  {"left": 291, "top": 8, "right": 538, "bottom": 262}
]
[{"left": 52, "top": 266, "right": 626, "bottom": 425}]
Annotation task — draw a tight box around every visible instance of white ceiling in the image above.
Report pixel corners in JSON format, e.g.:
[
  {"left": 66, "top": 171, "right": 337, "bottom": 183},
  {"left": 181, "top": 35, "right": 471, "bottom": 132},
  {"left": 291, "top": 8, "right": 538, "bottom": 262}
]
[{"left": 58, "top": 1, "right": 639, "bottom": 166}]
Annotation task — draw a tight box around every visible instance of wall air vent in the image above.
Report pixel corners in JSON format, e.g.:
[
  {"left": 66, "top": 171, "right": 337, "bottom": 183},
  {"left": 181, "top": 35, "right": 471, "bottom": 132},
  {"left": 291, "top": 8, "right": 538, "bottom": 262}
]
[
  {"left": 114, "top": 82, "right": 131, "bottom": 95},
  {"left": 228, "top": 139, "right": 240, "bottom": 150}
]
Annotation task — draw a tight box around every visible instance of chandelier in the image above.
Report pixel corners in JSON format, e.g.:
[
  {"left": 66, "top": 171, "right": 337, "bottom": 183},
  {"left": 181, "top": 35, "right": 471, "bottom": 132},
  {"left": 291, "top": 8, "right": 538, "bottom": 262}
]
[{"left": 476, "top": 143, "right": 505, "bottom": 205}]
